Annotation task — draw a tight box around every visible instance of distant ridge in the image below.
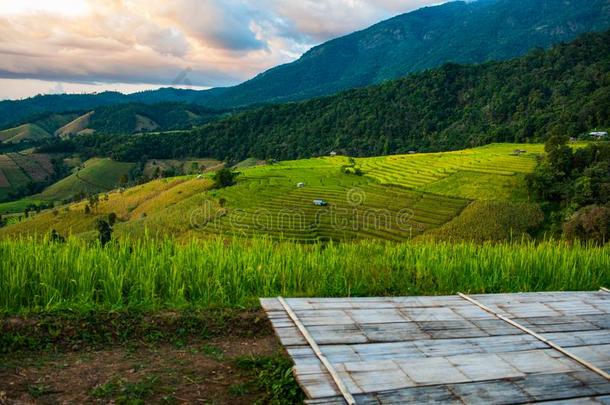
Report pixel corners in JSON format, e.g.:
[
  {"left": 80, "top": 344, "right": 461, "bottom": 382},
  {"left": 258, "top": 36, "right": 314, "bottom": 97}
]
[{"left": 3, "top": 103, "right": 225, "bottom": 139}]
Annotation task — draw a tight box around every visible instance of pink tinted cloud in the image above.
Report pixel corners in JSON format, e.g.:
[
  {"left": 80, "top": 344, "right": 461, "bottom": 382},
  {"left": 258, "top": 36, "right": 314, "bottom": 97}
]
[{"left": 0, "top": 0, "right": 446, "bottom": 89}]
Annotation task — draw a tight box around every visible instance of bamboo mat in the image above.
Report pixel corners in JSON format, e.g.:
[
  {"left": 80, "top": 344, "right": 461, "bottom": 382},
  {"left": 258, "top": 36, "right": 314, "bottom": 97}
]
[{"left": 261, "top": 290, "right": 610, "bottom": 404}]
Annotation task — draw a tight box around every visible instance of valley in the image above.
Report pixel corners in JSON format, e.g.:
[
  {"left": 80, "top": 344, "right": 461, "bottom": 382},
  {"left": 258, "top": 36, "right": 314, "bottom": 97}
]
[
  {"left": 0, "top": 144, "right": 544, "bottom": 242},
  {"left": 1, "top": 2, "right": 609, "bottom": 403}
]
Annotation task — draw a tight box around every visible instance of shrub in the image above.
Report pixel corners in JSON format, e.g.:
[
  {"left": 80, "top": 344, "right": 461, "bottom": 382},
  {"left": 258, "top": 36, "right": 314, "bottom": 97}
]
[
  {"left": 48, "top": 229, "right": 65, "bottom": 243},
  {"left": 96, "top": 219, "right": 113, "bottom": 246}
]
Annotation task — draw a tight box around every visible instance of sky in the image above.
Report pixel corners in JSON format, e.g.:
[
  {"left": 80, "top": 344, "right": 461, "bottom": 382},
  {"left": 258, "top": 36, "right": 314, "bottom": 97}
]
[{"left": 0, "top": 0, "right": 445, "bottom": 100}]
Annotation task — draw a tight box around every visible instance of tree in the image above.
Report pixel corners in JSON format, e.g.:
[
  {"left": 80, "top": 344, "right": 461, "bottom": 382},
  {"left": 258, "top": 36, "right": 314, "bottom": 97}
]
[
  {"left": 96, "top": 219, "right": 113, "bottom": 246},
  {"left": 563, "top": 205, "right": 610, "bottom": 245},
  {"left": 212, "top": 168, "right": 240, "bottom": 189},
  {"left": 544, "top": 135, "right": 573, "bottom": 176}
]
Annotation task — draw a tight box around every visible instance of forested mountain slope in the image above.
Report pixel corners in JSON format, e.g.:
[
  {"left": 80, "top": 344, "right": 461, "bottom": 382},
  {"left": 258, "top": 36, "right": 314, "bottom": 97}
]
[
  {"left": 100, "top": 31, "right": 609, "bottom": 162},
  {"left": 203, "top": 0, "right": 610, "bottom": 107}
]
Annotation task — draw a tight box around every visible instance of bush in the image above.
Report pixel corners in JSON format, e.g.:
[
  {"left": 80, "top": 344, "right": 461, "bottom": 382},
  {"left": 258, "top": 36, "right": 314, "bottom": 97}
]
[
  {"left": 563, "top": 205, "right": 610, "bottom": 245},
  {"left": 49, "top": 229, "right": 65, "bottom": 243}
]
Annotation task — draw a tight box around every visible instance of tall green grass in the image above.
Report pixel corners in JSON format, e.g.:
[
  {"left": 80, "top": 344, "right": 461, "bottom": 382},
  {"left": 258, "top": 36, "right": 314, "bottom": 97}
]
[{"left": 0, "top": 237, "right": 608, "bottom": 313}]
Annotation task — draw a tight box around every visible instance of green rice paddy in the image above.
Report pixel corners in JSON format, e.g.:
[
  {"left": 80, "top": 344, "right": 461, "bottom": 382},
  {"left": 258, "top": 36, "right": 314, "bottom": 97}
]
[{"left": 1, "top": 236, "right": 608, "bottom": 314}]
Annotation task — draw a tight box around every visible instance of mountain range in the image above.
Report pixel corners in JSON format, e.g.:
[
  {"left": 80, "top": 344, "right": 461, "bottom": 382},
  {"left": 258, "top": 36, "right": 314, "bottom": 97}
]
[
  {"left": 0, "top": 0, "right": 608, "bottom": 129},
  {"left": 46, "top": 30, "right": 610, "bottom": 162}
]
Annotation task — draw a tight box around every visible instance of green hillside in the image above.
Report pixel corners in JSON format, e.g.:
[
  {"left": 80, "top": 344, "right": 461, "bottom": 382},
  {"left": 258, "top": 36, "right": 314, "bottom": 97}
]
[
  {"left": 54, "top": 112, "right": 93, "bottom": 138},
  {"left": 38, "top": 158, "right": 135, "bottom": 201},
  {"left": 1, "top": 144, "right": 546, "bottom": 242},
  {"left": 84, "top": 30, "right": 608, "bottom": 163},
  {"left": 88, "top": 103, "right": 224, "bottom": 134},
  {"left": 0, "top": 88, "right": 229, "bottom": 130},
  {"left": 8, "top": 103, "right": 226, "bottom": 142},
  {"left": 0, "top": 124, "right": 51, "bottom": 144},
  {"left": 32, "top": 113, "right": 81, "bottom": 134}
]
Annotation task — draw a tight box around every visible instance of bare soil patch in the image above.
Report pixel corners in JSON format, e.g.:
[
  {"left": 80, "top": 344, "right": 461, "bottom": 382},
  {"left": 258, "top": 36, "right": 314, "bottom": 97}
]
[{"left": 1, "top": 335, "right": 281, "bottom": 404}]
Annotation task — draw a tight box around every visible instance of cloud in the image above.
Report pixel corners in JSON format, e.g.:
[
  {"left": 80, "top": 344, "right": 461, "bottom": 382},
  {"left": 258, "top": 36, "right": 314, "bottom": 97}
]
[
  {"left": 163, "top": 0, "right": 266, "bottom": 51},
  {"left": 0, "top": 0, "right": 447, "bottom": 94}
]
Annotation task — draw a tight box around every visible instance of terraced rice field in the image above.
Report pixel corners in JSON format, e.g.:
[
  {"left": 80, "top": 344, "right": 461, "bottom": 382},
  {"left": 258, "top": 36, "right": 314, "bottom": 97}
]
[
  {"left": 0, "top": 166, "right": 9, "bottom": 188},
  {"left": 0, "top": 143, "right": 547, "bottom": 242},
  {"left": 195, "top": 144, "right": 543, "bottom": 241},
  {"left": 0, "top": 154, "right": 30, "bottom": 189},
  {"left": 0, "top": 153, "right": 55, "bottom": 202},
  {"left": 360, "top": 143, "right": 544, "bottom": 200},
  {"left": 0, "top": 153, "right": 54, "bottom": 183},
  {"left": 8, "top": 153, "right": 53, "bottom": 182},
  {"left": 196, "top": 161, "right": 444, "bottom": 241},
  {"left": 28, "top": 154, "right": 54, "bottom": 173}
]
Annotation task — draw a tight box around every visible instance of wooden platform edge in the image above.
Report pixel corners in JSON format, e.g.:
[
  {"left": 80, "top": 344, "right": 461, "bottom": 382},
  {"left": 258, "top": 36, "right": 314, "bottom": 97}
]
[
  {"left": 458, "top": 292, "right": 610, "bottom": 381},
  {"left": 277, "top": 297, "right": 355, "bottom": 405}
]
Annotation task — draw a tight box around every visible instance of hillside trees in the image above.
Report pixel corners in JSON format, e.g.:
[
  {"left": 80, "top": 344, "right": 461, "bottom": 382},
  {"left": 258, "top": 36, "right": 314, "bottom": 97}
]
[
  {"left": 97, "top": 30, "right": 610, "bottom": 163},
  {"left": 29, "top": 31, "right": 610, "bottom": 164},
  {"left": 528, "top": 136, "right": 610, "bottom": 242}
]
